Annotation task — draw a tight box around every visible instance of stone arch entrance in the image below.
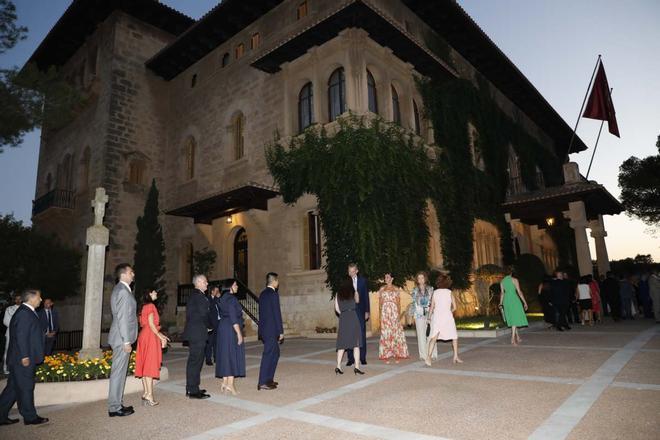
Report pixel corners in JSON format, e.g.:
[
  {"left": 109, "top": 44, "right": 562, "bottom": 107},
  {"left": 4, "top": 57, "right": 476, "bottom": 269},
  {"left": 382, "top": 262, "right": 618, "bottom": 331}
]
[{"left": 233, "top": 227, "right": 248, "bottom": 286}]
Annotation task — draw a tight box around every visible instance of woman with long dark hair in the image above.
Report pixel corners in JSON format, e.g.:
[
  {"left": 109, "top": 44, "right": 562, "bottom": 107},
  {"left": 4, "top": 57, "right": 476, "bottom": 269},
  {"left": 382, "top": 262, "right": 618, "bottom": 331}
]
[
  {"left": 334, "top": 277, "right": 364, "bottom": 375},
  {"left": 215, "top": 279, "right": 245, "bottom": 395},
  {"left": 135, "top": 289, "right": 170, "bottom": 406}
]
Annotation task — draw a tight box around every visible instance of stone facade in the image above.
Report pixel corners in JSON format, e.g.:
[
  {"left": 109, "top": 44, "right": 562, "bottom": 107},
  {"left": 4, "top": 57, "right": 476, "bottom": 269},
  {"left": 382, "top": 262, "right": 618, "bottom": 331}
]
[{"left": 32, "top": 0, "right": 564, "bottom": 334}]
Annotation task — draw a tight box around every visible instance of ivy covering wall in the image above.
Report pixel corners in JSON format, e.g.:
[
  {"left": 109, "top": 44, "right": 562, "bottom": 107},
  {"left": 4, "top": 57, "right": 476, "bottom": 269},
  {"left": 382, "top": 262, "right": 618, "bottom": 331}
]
[{"left": 267, "top": 116, "right": 431, "bottom": 292}]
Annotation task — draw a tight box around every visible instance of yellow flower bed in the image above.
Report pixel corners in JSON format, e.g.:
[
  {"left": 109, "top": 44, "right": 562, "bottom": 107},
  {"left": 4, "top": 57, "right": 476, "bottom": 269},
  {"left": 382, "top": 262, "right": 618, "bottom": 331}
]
[{"left": 35, "top": 350, "right": 136, "bottom": 383}]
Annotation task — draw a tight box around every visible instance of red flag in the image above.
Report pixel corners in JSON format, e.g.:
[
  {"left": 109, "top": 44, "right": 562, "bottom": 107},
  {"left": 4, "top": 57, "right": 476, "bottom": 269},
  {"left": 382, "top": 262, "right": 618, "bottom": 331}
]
[{"left": 582, "top": 61, "right": 619, "bottom": 137}]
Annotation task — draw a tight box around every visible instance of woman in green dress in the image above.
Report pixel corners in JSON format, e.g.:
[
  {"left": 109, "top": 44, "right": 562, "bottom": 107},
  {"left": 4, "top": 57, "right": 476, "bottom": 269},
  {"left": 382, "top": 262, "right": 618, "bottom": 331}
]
[{"left": 499, "top": 269, "right": 529, "bottom": 345}]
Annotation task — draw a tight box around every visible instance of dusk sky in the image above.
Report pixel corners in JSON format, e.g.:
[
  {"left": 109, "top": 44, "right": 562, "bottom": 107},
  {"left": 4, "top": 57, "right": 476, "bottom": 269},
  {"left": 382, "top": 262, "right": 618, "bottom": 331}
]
[{"left": 1, "top": 0, "right": 658, "bottom": 261}]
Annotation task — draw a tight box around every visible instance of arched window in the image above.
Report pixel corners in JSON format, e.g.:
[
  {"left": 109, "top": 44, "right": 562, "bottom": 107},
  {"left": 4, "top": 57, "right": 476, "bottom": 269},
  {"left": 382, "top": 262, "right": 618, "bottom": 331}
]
[
  {"left": 80, "top": 147, "right": 90, "bottom": 190},
  {"left": 391, "top": 85, "right": 401, "bottom": 125},
  {"left": 298, "top": 82, "right": 314, "bottom": 133},
  {"left": 233, "top": 113, "right": 245, "bottom": 160},
  {"left": 58, "top": 153, "right": 74, "bottom": 190},
  {"left": 250, "top": 33, "right": 260, "bottom": 50},
  {"left": 297, "top": 1, "right": 308, "bottom": 19},
  {"left": 367, "top": 69, "right": 378, "bottom": 114},
  {"left": 185, "top": 137, "right": 196, "bottom": 180},
  {"left": 413, "top": 100, "right": 421, "bottom": 135},
  {"left": 235, "top": 43, "right": 245, "bottom": 59},
  {"left": 221, "top": 52, "right": 230, "bottom": 67},
  {"left": 328, "top": 67, "right": 345, "bottom": 121},
  {"left": 45, "top": 173, "right": 53, "bottom": 192}
]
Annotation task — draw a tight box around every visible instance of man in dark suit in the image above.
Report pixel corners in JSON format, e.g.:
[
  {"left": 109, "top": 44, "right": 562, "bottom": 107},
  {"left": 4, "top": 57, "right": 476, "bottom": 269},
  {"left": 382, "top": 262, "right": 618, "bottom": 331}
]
[
  {"left": 205, "top": 286, "right": 221, "bottom": 365},
  {"left": 37, "top": 298, "right": 59, "bottom": 356},
  {"left": 602, "top": 271, "right": 621, "bottom": 321},
  {"left": 0, "top": 288, "right": 48, "bottom": 426},
  {"left": 257, "top": 272, "right": 283, "bottom": 390},
  {"left": 346, "top": 263, "right": 369, "bottom": 366},
  {"left": 183, "top": 274, "right": 211, "bottom": 399},
  {"left": 550, "top": 271, "right": 571, "bottom": 331}
]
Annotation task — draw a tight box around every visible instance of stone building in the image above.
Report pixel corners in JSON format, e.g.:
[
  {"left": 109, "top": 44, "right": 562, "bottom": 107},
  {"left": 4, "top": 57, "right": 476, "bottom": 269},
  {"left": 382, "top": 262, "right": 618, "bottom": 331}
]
[{"left": 28, "top": 0, "right": 620, "bottom": 334}]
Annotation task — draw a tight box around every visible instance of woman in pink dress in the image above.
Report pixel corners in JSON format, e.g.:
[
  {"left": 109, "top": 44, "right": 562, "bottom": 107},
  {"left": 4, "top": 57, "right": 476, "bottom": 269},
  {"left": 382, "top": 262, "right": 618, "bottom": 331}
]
[
  {"left": 426, "top": 274, "right": 462, "bottom": 365},
  {"left": 588, "top": 274, "right": 602, "bottom": 323},
  {"left": 378, "top": 272, "right": 409, "bottom": 364},
  {"left": 135, "top": 289, "right": 170, "bottom": 406}
]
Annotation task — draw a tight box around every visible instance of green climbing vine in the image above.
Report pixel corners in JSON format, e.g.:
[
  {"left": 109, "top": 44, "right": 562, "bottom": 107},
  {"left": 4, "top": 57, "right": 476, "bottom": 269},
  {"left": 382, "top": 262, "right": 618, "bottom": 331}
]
[
  {"left": 418, "top": 76, "right": 563, "bottom": 289},
  {"left": 266, "top": 116, "right": 432, "bottom": 292}
]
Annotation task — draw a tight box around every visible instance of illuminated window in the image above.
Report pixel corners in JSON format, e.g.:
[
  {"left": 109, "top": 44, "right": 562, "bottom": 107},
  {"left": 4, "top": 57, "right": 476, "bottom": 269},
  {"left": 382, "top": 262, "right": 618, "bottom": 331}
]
[
  {"left": 185, "top": 137, "right": 196, "bottom": 180},
  {"left": 233, "top": 113, "right": 245, "bottom": 160},
  {"left": 297, "top": 1, "right": 308, "bottom": 19},
  {"left": 235, "top": 43, "right": 245, "bottom": 59},
  {"left": 128, "top": 160, "right": 145, "bottom": 185},
  {"left": 250, "top": 33, "right": 260, "bottom": 50}
]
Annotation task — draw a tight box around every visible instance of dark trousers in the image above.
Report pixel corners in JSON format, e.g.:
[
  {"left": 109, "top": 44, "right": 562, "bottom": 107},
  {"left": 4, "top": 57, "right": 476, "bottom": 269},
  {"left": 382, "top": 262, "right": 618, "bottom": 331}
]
[
  {"left": 258, "top": 337, "right": 280, "bottom": 386},
  {"left": 347, "top": 314, "right": 367, "bottom": 364},
  {"left": 609, "top": 293, "right": 622, "bottom": 320},
  {"left": 568, "top": 302, "right": 580, "bottom": 323},
  {"left": 44, "top": 336, "right": 56, "bottom": 356},
  {"left": 0, "top": 363, "right": 37, "bottom": 421},
  {"left": 554, "top": 303, "right": 570, "bottom": 329},
  {"left": 621, "top": 294, "right": 633, "bottom": 319},
  {"left": 186, "top": 340, "right": 206, "bottom": 393},
  {"left": 205, "top": 331, "right": 217, "bottom": 363}
]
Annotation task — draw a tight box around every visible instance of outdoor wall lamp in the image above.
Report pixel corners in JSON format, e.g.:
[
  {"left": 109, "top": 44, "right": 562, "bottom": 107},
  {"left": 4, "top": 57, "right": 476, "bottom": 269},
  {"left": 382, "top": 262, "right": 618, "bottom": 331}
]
[
  {"left": 226, "top": 216, "right": 233, "bottom": 224},
  {"left": 545, "top": 217, "right": 555, "bottom": 227}
]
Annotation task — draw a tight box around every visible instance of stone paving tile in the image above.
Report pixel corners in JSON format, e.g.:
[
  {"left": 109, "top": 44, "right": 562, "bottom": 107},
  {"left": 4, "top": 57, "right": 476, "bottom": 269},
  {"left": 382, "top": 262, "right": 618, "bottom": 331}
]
[
  {"left": 305, "top": 372, "right": 577, "bottom": 440},
  {"left": 642, "top": 334, "right": 660, "bottom": 350},
  {"left": 217, "top": 417, "right": 374, "bottom": 440},
  {"left": 567, "top": 388, "right": 660, "bottom": 440},
  {"left": 4, "top": 388, "right": 255, "bottom": 440},
  {"left": 615, "top": 351, "right": 660, "bottom": 385},
  {"left": 489, "top": 331, "right": 635, "bottom": 348},
  {"left": 447, "top": 345, "right": 613, "bottom": 379}
]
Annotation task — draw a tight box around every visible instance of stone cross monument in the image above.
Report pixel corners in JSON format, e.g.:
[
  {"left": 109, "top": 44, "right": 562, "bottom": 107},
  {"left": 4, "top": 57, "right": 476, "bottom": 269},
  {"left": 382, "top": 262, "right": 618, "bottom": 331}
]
[{"left": 79, "top": 188, "right": 110, "bottom": 360}]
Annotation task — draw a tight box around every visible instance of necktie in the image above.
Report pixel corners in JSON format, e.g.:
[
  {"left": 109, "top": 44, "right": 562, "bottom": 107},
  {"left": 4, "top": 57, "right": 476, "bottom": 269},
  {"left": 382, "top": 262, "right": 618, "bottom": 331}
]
[{"left": 47, "top": 309, "right": 53, "bottom": 332}]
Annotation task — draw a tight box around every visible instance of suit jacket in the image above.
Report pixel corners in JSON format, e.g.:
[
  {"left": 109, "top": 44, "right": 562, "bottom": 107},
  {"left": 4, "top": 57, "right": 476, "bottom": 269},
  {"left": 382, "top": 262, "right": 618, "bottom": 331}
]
[
  {"left": 108, "top": 282, "right": 138, "bottom": 347},
  {"left": 183, "top": 289, "right": 210, "bottom": 343},
  {"left": 258, "top": 287, "right": 283, "bottom": 340},
  {"left": 208, "top": 295, "right": 221, "bottom": 332},
  {"left": 550, "top": 279, "right": 569, "bottom": 306},
  {"left": 38, "top": 307, "right": 60, "bottom": 334},
  {"left": 355, "top": 275, "right": 370, "bottom": 317},
  {"left": 7, "top": 304, "right": 45, "bottom": 367}
]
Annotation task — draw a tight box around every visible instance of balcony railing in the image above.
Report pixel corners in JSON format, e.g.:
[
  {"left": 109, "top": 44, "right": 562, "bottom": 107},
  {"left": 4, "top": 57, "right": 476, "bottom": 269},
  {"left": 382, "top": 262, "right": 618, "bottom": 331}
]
[{"left": 32, "top": 189, "right": 76, "bottom": 216}]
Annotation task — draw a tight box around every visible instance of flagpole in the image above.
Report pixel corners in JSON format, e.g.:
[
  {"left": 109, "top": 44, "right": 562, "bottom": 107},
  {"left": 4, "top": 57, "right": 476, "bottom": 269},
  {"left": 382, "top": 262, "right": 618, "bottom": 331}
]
[
  {"left": 565, "top": 54, "right": 602, "bottom": 161},
  {"left": 585, "top": 88, "right": 613, "bottom": 180}
]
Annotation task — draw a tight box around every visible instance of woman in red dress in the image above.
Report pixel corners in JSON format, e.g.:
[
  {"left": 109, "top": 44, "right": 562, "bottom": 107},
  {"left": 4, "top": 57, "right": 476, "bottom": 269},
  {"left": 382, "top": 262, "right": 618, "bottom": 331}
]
[{"left": 135, "top": 289, "right": 169, "bottom": 406}]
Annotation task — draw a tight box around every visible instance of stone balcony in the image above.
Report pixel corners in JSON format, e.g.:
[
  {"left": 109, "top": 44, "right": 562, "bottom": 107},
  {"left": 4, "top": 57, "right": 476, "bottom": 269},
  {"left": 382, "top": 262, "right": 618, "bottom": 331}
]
[{"left": 32, "top": 188, "right": 76, "bottom": 217}]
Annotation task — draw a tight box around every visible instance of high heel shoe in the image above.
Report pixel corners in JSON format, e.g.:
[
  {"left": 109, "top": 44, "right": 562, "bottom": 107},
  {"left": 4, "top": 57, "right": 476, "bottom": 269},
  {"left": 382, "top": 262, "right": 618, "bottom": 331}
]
[
  {"left": 220, "top": 384, "right": 228, "bottom": 394},
  {"left": 143, "top": 394, "right": 159, "bottom": 406},
  {"left": 354, "top": 368, "right": 365, "bottom": 375},
  {"left": 335, "top": 367, "right": 344, "bottom": 375},
  {"left": 225, "top": 386, "right": 238, "bottom": 396}
]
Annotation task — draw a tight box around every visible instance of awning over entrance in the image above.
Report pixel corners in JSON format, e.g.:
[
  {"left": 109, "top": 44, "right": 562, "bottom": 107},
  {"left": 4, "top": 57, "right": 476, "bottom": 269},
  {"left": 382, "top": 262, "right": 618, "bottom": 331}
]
[
  {"left": 165, "top": 182, "right": 279, "bottom": 225},
  {"left": 502, "top": 181, "right": 623, "bottom": 228}
]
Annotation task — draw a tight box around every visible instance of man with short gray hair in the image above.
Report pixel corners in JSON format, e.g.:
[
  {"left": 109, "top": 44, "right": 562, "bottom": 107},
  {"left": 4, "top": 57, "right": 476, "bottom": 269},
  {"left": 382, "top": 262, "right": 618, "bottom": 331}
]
[{"left": 183, "top": 274, "right": 211, "bottom": 399}]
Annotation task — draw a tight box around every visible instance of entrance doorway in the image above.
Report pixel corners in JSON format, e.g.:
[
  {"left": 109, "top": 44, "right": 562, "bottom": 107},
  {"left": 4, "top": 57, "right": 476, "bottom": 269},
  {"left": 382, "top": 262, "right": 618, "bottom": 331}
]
[{"left": 234, "top": 228, "right": 248, "bottom": 286}]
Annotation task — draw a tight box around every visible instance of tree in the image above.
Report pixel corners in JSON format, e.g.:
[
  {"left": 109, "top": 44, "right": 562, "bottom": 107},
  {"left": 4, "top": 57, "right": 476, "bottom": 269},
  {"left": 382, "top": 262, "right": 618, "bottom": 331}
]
[
  {"left": 0, "top": 214, "right": 81, "bottom": 299},
  {"left": 133, "top": 179, "right": 167, "bottom": 308},
  {"left": 618, "top": 134, "right": 660, "bottom": 226},
  {"left": 192, "top": 247, "right": 217, "bottom": 277},
  {"left": 0, "top": 0, "right": 85, "bottom": 152}
]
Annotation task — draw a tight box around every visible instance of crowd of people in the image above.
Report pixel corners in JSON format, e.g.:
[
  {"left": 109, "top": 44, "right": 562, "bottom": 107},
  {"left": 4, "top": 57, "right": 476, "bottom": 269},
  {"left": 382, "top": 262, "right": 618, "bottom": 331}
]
[
  {"left": 537, "top": 269, "right": 660, "bottom": 330},
  {"left": 1, "top": 261, "right": 658, "bottom": 427}
]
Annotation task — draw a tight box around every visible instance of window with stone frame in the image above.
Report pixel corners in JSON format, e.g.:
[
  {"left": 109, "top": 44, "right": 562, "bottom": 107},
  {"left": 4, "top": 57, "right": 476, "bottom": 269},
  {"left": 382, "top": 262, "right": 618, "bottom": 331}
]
[
  {"left": 328, "top": 67, "right": 346, "bottom": 122},
  {"left": 506, "top": 145, "right": 524, "bottom": 195},
  {"left": 235, "top": 43, "right": 245, "bottom": 59},
  {"left": 250, "top": 33, "right": 261, "bottom": 50},
  {"left": 298, "top": 82, "right": 314, "bottom": 133},
  {"left": 367, "top": 69, "right": 378, "bottom": 114},
  {"left": 185, "top": 136, "right": 196, "bottom": 180},
  {"left": 297, "top": 1, "right": 308, "bottom": 20},
  {"left": 468, "top": 122, "right": 485, "bottom": 171},
  {"left": 303, "top": 211, "right": 322, "bottom": 270},
  {"left": 128, "top": 160, "right": 145, "bottom": 185},
  {"left": 413, "top": 99, "right": 421, "bottom": 136},
  {"left": 221, "top": 52, "right": 230, "bottom": 67},
  {"left": 535, "top": 165, "right": 545, "bottom": 189},
  {"left": 233, "top": 113, "right": 245, "bottom": 160},
  {"left": 391, "top": 85, "right": 401, "bottom": 125},
  {"left": 58, "top": 153, "right": 74, "bottom": 191}
]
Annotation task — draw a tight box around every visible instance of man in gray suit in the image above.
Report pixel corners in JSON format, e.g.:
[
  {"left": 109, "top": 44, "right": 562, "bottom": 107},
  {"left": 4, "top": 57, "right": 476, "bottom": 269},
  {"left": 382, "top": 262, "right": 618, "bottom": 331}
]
[{"left": 107, "top": 263, "right": 138, "bottom": 417}]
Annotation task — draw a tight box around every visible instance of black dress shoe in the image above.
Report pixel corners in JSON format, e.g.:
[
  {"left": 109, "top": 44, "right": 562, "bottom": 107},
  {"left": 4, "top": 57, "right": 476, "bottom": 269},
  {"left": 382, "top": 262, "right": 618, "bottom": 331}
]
[
  {"left": 0, "top": 418, "right": 19, "bottom": 425},
  {"left": 205, "top": 360, "right": 213, "bottom": 366},
  {"left": 24, "top": 416, "right": 49, "bottom": 425},
  {"left": 122, "top": 405, "right": 134, "bottom": 411},
  {"left": 268, "top": 381, "right": 279, "bottom": 386},
  {"left": 346, "top": 360, "right": 354, "bottom": 367},
  {"left": 108, "top": 408, "right": 134, "bottom": 418},
  {"left": 361, "top": 360, "right": 368, "bottom": 365},
  {"left": 257, "top": 383, "right": 276, "bottom": 390},
  {"left": 186, "top": 389, "right": 207, "bottom": 396},
  {"left": 187, "top": 392, "right": 210, "bottom": 399}
]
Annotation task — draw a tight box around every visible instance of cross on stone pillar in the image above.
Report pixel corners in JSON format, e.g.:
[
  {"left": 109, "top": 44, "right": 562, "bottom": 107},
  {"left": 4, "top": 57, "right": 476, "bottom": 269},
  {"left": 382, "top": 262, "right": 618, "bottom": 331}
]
[
  {"left": 589, "top": 215, "right": 610, "bottom": 277},
  {"left": 79, "top": 188, "right": 110, "bottom": 361}
]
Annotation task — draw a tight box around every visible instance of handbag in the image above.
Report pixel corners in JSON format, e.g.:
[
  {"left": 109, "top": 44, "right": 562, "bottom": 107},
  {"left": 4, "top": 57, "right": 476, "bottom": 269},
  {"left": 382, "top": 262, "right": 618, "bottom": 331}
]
[{"left": 425, "top": 316, "right": 431, "bottom": 337}]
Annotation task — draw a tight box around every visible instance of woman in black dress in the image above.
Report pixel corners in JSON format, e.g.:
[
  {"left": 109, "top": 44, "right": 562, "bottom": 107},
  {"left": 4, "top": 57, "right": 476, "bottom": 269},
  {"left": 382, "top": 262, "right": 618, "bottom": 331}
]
[
  {"left": 215, "top": 278, "right": 245, "bottom": 395},
  {"left": 335, "top": 277, "right": 365, "bottom": 375}
]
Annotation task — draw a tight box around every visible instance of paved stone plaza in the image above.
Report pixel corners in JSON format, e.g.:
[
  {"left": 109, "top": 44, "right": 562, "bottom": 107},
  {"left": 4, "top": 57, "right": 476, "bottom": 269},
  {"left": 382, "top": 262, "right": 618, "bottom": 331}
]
[{"left": 4, "top": 320, "right": 659, "bottom": 439}]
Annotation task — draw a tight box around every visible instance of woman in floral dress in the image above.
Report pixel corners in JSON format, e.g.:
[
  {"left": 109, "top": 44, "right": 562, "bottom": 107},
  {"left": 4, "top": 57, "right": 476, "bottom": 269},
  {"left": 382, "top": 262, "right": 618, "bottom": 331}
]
[{"left": 378, "top": 272, "right": 409, "bottom": 363}]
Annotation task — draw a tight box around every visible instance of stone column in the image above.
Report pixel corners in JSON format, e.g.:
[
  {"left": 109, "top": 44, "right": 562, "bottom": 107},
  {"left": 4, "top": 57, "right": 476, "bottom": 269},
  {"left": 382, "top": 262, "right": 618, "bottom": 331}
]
[
  {"left": 79, "top": 188, "right": 110, "bottom": 360},
  {"left": 589, "top": 215, "right": 610, "bottom": 276},
  {"left": 565, "top": 200, "right": 593, "bottom": 276}
]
